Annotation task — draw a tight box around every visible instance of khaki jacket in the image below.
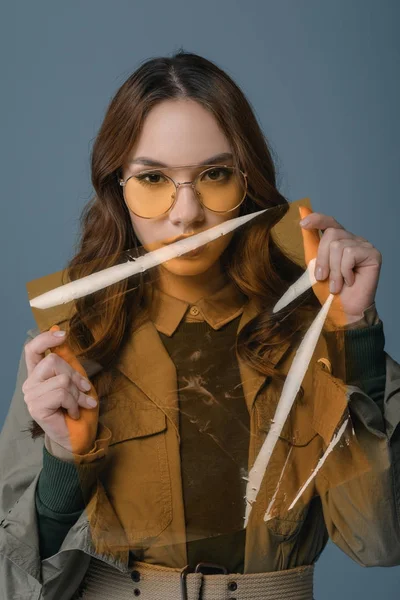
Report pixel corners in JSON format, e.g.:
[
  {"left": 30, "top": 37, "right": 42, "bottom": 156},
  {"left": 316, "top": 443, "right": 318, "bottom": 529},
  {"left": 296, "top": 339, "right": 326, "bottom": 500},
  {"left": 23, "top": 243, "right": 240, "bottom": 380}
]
[{"left": 1, "top": 288, "right": 400, "bottom": 599}]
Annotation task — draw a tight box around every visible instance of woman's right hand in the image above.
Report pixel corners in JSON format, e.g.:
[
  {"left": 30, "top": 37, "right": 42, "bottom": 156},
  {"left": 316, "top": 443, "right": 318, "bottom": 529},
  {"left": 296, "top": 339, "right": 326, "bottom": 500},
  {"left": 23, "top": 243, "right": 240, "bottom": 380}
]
[{"left": 22, "top": 330, "right": 98, "bottom": 452}]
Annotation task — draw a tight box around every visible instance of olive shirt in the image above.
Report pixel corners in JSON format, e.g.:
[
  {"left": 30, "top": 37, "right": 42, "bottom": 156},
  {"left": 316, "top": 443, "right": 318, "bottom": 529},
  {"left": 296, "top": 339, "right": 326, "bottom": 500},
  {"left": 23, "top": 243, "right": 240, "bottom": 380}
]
[
  {"left": 35, "top": 282, "right": 386, "bottom": 563},
  {"left": 159, "top": 315, "right": 249, "bottom": 571}
]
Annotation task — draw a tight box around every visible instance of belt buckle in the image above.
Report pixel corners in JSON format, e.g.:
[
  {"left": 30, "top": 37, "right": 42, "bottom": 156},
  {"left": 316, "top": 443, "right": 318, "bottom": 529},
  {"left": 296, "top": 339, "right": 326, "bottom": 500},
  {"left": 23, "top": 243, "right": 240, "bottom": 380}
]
[
  {"left": 194, "top": 562, "right": 228, "bottom": 575},
  {"left": 180, "top": 562, "right": 228, "bottom": 599}
]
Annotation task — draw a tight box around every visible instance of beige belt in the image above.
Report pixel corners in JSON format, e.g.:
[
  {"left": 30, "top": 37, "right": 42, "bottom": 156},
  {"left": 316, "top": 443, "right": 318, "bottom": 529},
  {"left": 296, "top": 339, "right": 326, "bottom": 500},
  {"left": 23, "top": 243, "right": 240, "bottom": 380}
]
[{"left": 74, "top": 556, "right": 315, "bottom": 600}]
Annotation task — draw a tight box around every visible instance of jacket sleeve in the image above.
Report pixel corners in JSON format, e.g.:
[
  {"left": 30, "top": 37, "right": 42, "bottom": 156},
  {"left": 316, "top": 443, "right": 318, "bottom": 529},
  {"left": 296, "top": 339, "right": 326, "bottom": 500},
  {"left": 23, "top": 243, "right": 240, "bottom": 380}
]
[
  {"left": 36, "top": 422, "right": 111, "bottom": 560},
  {"left": 0, "top": 330, "right": 112, "bottom": 596},
  {"left": 316, "top": 313, "right": 400, "bottom": 567}
]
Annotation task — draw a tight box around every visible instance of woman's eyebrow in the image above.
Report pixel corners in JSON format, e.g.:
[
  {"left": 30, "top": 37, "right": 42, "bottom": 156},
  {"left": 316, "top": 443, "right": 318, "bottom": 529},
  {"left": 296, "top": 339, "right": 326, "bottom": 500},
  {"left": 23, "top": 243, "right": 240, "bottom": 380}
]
[{"left": 128, "top": 152, "right": 234, "bottom": 167}]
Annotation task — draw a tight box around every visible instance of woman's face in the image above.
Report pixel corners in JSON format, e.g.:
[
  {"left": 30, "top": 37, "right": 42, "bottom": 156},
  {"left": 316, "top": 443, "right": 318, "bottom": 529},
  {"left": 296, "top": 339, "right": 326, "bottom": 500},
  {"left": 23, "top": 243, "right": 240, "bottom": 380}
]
[{"left": 121, "top": 99, "right": 241, "bottom": 277}]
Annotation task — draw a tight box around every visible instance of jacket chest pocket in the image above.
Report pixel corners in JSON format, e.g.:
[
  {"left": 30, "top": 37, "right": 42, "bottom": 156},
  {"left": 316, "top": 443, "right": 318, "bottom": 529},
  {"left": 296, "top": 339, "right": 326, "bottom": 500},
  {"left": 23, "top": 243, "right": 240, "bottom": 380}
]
[
  {"left": 252, "top": 387, "right": 318, "bottom": 540},
  {"left": 263, "top": 502, "right": 310, "bottom": 542},
  {"left": 99, "top": 395, "right": 172, "bottom": 544}
]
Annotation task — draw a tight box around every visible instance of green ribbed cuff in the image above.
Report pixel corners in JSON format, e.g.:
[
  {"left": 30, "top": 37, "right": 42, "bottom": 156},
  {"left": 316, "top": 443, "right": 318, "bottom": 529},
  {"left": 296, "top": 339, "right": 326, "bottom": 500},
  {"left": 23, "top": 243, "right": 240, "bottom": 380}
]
[
  {"left": 38, "top": 444, "right": 100, "bottom": 513},
  {"left": 324, "top": 321, "right": 386, "bottom": 385}
]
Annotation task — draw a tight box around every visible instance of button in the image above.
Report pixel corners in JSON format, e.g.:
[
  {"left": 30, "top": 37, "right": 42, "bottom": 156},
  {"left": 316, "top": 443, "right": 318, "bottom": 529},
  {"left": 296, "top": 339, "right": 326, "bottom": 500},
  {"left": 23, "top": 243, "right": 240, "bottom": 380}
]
[
  {"left": 130, "top": 570, "right": 141, "bottom": 582},
  {"left": 134, "top": 589, "right": 141, "bottom": 597},
  {"left": 189, "top": 306, "right": 200, "bottom": 316},
  {"left": 228, "top": 581, "right": 238, "bottom": 591},
  {"left": 317, "top": 358, "right": 332, "bottom": 373}
]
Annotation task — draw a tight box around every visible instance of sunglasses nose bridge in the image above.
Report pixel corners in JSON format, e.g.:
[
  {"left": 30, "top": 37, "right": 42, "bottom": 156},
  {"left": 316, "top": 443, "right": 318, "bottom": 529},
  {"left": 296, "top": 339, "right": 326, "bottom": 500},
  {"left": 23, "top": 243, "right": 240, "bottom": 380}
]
[
  {"left": 174, "top": 181, "right": 199, "bottom": 201},
  {"left": 169, "top": 179, "right": 203, "bottom": 217},
  {"left": 175, "top": 181, "right": 196, "bottom": 189}
]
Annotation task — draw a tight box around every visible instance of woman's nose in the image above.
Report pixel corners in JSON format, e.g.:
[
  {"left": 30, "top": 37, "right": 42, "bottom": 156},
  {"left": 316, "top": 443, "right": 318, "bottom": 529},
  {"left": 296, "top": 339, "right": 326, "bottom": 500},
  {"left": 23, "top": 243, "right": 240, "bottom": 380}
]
[{"left": 168, "top": 184, "right": 205, "bottom": 227}]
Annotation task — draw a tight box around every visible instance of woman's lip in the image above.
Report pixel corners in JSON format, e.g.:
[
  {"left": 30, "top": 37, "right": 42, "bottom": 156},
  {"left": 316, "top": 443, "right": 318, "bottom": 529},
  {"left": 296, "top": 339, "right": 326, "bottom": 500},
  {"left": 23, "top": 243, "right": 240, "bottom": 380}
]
[
  {"left": 163, "top": 230, "right": 210, "bottom": 245},
  {"left": 180, "top": 244, "right": 207, "bottom": 257},
  {"left": 161, "top": 242, "right": 206, "bottom": 258},
  {"left": 163, "top": 234, "right": 196, "bottom": 245},
  {"left": 161, "top": 237, "right": 208, "bottom": 257}
]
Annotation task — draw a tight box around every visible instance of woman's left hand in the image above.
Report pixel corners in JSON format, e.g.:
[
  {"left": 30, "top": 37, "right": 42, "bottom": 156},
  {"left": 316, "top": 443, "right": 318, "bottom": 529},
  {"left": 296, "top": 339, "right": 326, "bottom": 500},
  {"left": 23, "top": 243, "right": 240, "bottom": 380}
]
[{"left": 300, "top": 212, "right": 382, "bottom": 324}]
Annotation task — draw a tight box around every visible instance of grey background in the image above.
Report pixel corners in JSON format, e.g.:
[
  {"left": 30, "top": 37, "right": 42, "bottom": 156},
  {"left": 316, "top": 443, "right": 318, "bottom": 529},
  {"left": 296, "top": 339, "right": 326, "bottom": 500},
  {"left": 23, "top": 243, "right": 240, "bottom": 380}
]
[{"left": 1, "top": 0, "right": 399, "bottom": 597}]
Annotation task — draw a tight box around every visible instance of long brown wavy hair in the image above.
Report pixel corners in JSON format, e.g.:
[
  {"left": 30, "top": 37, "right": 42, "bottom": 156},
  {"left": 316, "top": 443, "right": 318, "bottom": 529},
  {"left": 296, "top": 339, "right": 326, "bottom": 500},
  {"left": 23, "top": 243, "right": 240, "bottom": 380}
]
[{"left": 29, "top": 50, "right": 320, "bottom": 439}]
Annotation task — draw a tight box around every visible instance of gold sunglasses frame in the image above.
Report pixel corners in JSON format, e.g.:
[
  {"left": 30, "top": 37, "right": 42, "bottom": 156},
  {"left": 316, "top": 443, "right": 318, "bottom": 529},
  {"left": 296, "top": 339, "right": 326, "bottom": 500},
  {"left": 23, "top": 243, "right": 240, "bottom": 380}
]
[{"left": 118, "top": 164, "right": 248, "bottom": 219}]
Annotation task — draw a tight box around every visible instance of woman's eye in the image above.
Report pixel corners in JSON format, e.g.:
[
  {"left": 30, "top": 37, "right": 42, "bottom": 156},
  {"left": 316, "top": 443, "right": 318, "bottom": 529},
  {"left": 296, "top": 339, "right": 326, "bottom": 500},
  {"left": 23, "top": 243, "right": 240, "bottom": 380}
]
[
  {"left": 137, "top": 172, "right": 166, "bottom": 185},
  {"left": 203, "top": 168, "right": 230, "bottom": 181}
]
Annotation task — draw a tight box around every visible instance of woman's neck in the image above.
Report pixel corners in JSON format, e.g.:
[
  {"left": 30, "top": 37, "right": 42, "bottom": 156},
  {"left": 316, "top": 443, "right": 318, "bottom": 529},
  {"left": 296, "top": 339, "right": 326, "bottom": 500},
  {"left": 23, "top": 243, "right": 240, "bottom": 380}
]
[{"left": 155, "top": 262, "right": 228, "bottom": 304}]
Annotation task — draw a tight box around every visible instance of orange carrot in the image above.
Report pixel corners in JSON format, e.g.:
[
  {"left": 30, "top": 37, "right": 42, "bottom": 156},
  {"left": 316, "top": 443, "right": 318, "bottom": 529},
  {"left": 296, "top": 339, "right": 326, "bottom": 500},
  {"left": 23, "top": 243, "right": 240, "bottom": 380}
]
[
  {"left": 49, "top": 324, "right": 99, "bottom": 455},
  {"left": 299, "top": 206, "right": 347, "bottom": 327}
]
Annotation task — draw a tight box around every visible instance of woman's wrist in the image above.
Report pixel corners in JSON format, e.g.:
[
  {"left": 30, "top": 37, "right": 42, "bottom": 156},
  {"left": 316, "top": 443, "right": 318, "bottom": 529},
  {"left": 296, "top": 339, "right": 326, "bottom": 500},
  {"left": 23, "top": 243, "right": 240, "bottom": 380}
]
[{"left": 341, "top": 301, "right": 381, "bottom": 330}]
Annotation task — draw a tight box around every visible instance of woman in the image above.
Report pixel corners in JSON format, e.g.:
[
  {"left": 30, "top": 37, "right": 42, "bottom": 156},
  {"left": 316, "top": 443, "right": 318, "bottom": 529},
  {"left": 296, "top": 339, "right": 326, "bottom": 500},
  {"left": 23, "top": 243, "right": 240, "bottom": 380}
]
[{"left": 1, "top": 51, "right": 399, "bottom": 600}]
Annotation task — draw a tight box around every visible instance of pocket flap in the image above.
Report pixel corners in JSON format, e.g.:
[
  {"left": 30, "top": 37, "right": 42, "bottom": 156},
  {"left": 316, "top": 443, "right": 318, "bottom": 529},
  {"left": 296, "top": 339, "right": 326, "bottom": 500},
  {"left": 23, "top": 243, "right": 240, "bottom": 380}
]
[
  {"left": 256, "top": 376, "right": 317, "bottom": 446},
  {"left": 100, "top": 401, "right": 167, "bottom": 445},
  {"left": 311, "top": 361, "right": 348, "bottom": 446}
]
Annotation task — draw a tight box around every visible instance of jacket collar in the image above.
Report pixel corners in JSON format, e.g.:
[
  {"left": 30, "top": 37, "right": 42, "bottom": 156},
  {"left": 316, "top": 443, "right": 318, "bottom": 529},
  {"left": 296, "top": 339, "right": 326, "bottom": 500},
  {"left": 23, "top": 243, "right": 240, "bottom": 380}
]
[
  {"left": 116, "top": 293, "right": 292, "bottom": 420},
  {"left": 148, "top": 279, "right": 247, "bottom": 336}
]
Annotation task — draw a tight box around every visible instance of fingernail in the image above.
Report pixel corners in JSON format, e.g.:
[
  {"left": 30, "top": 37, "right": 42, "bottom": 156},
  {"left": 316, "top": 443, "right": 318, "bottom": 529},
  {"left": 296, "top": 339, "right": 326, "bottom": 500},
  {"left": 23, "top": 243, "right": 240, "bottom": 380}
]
[
  {"left": 80, "top": 378, "right": 92, "bottom": 391},
  {"left": 315, "top": 266, "right": 323, "bottom": 280},
  {"left": 86, "top": 396, "right": 97, "bottom": 407},
  {"left": 329, "top": 280, "right": 336, "bottom": 294},
  {"left": 53, "top": 330, "right": 66, "bottom": 337},
  {"left": 300, "top": 218, "right": 310, "bottom": 227}
]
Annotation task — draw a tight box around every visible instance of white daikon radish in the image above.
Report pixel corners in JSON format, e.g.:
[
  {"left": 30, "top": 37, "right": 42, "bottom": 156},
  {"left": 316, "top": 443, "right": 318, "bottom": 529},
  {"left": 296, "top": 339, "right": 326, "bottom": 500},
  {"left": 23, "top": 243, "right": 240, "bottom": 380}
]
[
  {"left": 287, "top": 417, "right": 349, "bottom": 511},
  {"left": 30, "top": 208, "right": 268, "bottom": 309},
  {"left": 263, "top": 447, "right": 293, "bottom": 522},
  {"left": 272, "top": 258, "right": 317, "bottom": 313},
  {"left": 244, "top": 293, "right": 335, "bottom": 527}
]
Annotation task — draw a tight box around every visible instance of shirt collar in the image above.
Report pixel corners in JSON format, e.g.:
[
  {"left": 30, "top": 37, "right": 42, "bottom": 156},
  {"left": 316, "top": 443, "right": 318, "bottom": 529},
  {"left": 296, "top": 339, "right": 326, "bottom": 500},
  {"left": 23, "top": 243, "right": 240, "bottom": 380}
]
[{"left": 148, "top": 279, "right": 248, "bottom": 336}]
